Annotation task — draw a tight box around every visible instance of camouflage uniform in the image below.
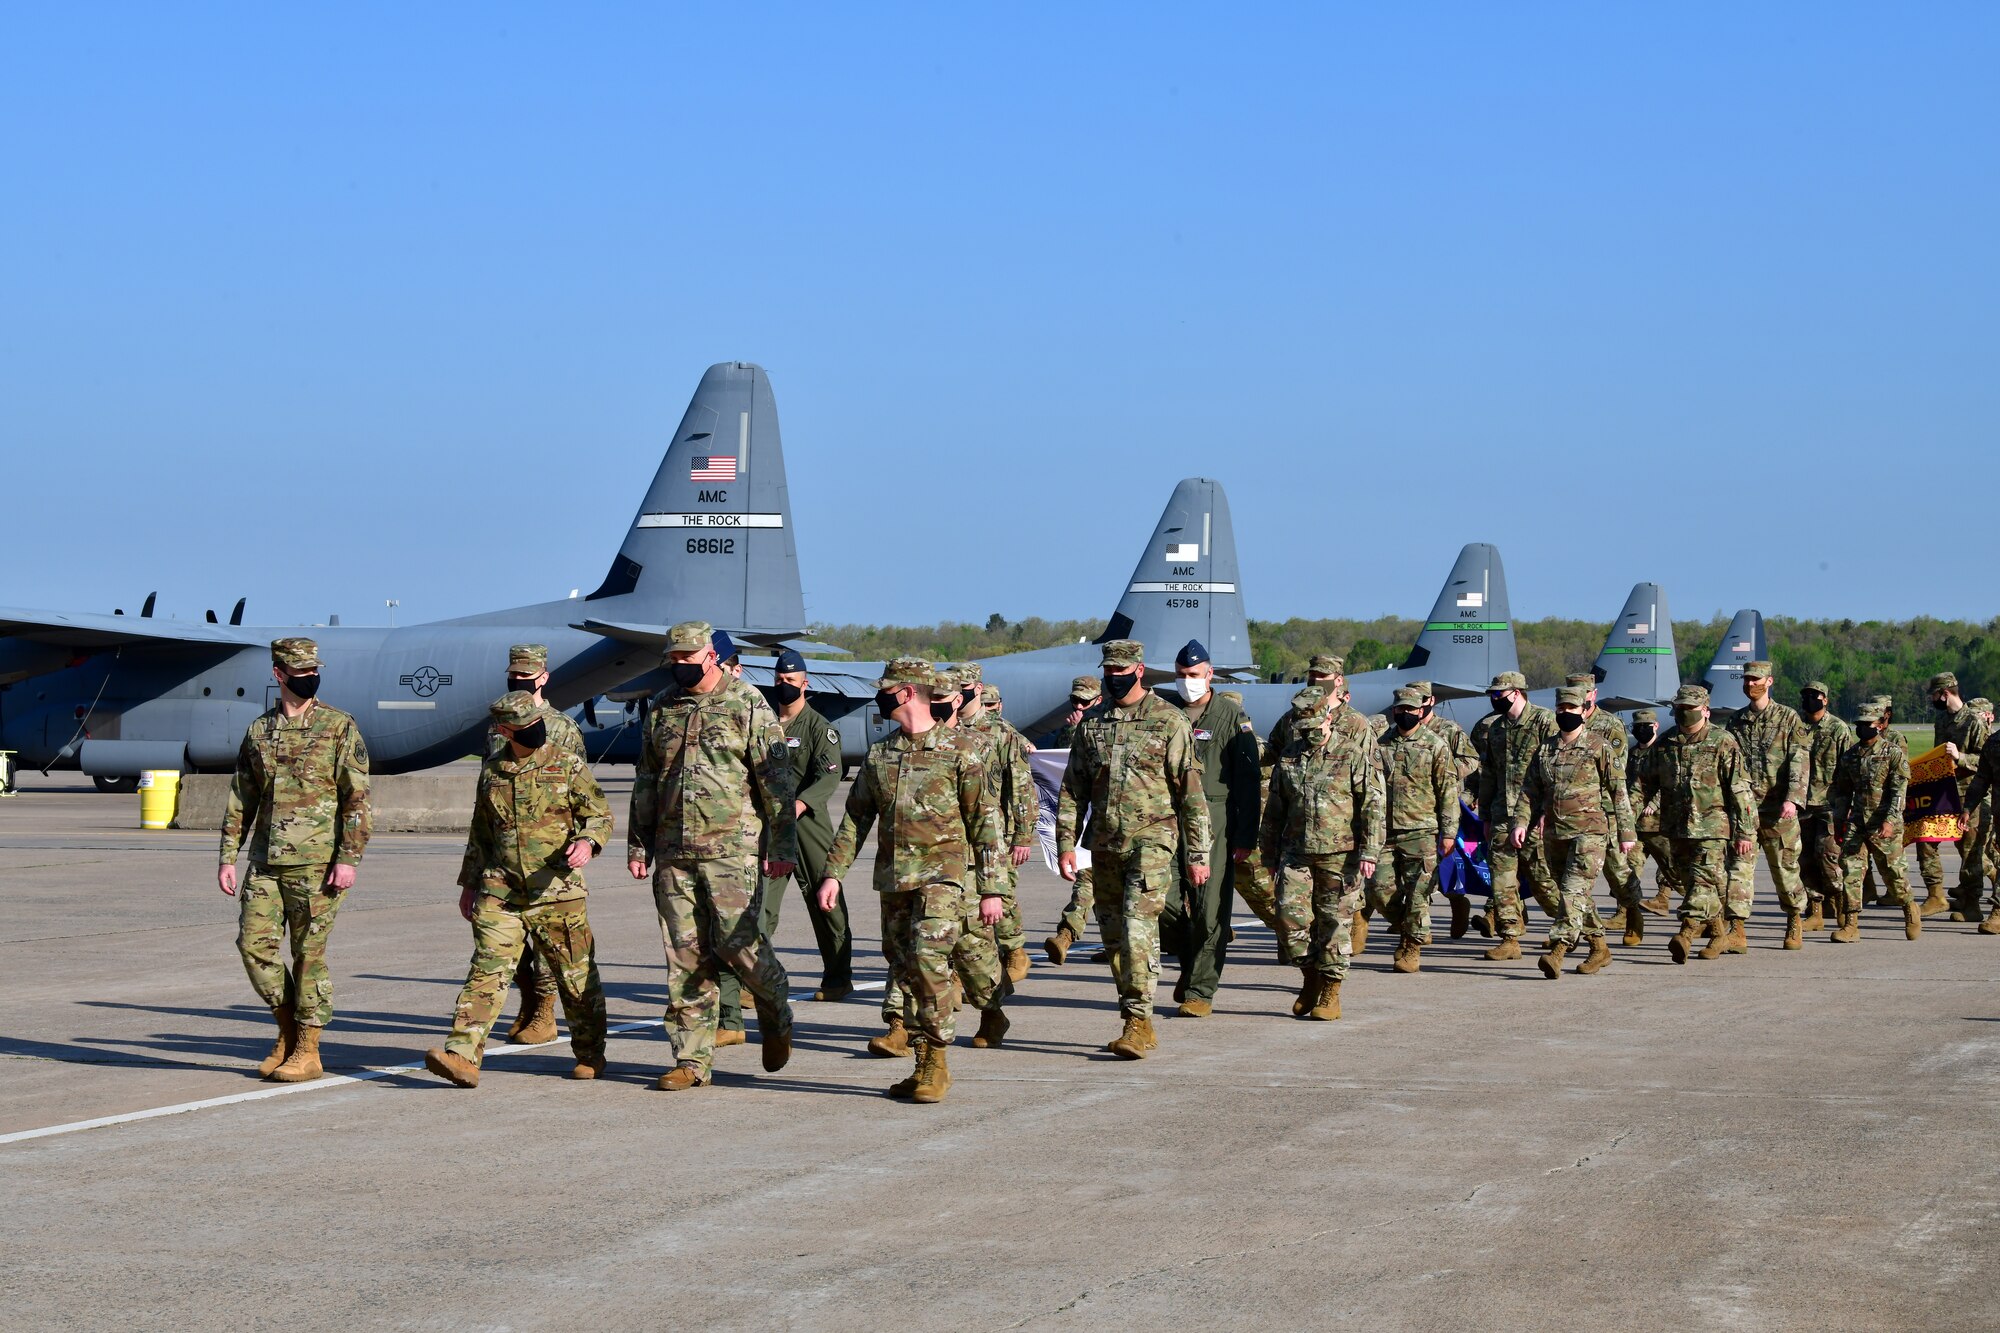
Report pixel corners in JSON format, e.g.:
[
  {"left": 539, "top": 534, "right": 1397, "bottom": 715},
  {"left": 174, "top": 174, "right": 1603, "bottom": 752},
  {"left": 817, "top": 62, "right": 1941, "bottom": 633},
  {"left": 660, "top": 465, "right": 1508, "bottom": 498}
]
[
  {"left": 1261, "top": 687, "right": 1385, "bottom": 985},
  {"left": 1057, "top": 641, "right": 1211, "bottom": 1023},
  {"left": 1625, "top": 711, "right": 1678, "bottom": 903},
  {"left": 1961, "top": 725, "right": 2000, "bottom": 925},
  {"left": 1831, "top": 705, "right": 1912, "bottom": 914},
  {"left": 1259, "top": 653, "right": 1344, "bottom": 767},
  {"left": 1638, "top": 687, "right": 1755, "bottom": 930},
  {"left": 967, "top": 677, "right": 1038, "bottom": 959},
  {"left": 1475, "top": 672, "right": 1559, "bottom": 939},
  {"left": 826, "top": 660, "right": 1001, "bottom": 1051},
  {"left": 627, "top": 622, "right": 797, "bottom": 1082},
  {"left": 1409, "top": 681, "right": 1480, "bottom": 785},
  {"left": 1723, "top": 663, "right": 1812, "bottom": 922},
  {"left": 443, "top": 691, "right": 612, "bottom": 1069},
  {"left": 1798, "top": 684, "right": 1854, "bottom": 919},
  {"left": 220, "top": 639, "right": 371, "bottom": 1031},
  {"left": 1161, "top": 667, "right": 1261, "bottom": 1005},
  {"left": 1376, "top": 689, "right": 1457, "bottom": 946},
  {"left": 1044, "top": 677, "right": 1105, "bottom": 946},
  {"left": 1855, "top": 694, "right": 1909, "bottom": 902},
  {"left": 1521, "top": 688, "right": 1634, "bottom": 949},
  {"left": 1969, "top": 699, "right": 1999, "bottom": 899},
  {"left": 1920, "top": 673, "right": 1990, "bottom": 914},
  {"left": 1577, "top": 684, "right": 1636, "bottom": 913}
]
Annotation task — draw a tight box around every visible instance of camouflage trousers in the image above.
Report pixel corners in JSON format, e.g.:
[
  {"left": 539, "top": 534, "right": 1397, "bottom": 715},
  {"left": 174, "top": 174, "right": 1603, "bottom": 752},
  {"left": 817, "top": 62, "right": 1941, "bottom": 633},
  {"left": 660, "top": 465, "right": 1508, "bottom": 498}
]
[
  {"left": 1056, "top": 865, "right": 1093, "bottom": 941},
  {"left": 445, "top": 894, "right": 606, "bottom": 1066},
  {"left": 1601, "top": 837, "right": 1637, "bottom": 909},
  {"left": 1382, "top": 832, "right": 1440, "bottom": 945},
  {"left": 1487, "top": 828, "right": 1556, "bottom": 939},
  {"left": 994, "top": 859, "right": 1026, "bottom": 953},
  {"left": 880, "top": 885, "right": 991, "bottom": 1046},
  {"left": 1842, "top": 835, "right": 1912, "bottom": 914},
  {"left": 1725, "top": 812, "right": 1806, "bottom": 919},
  {"left": 1627, "top": 831, "right": 1681, "bottom": 901},
  {"left": 1232, "top": 858, "right": 1285, "bottom": 944},
  {"left": 1092, "top": 841, "right": 1175, "bottom": 1019},
  {"left": 880, "top": 886, "right": 1005, "bottom": 1028},
  {"left": 1670, "top": 838, "right": 1732, "bottom": 924},
  {"left": 1917, "top": 801, "right": 1987, "bottom": 904},
  {"left": 237, "top": 863, "right": 344, "bottom": 1028},
  {"left": 651, "top": 853, "right": 792, "bottom": 1079},
  {"left": 1799, "top": 810, "right": 1844, "bottom": 909},
  {"left": 511, "top": 945, "right": 559, "bottom": 1003},
  {"left": 1544, "top": 834, "right": 1609, "bottom": 946},
  {"left": 1275, "top": 849, "right": 1363, "bottom": 981}
]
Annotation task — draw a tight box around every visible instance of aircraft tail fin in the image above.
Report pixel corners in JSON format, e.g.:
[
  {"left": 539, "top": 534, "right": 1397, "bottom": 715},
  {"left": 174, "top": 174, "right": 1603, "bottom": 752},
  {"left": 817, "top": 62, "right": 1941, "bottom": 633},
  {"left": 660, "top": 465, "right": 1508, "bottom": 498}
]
[
  {"left": 1702, "top": 608, "right": 1766, "bottom": 712},
  {"left": 1592, "top": 582, "right": 1680, "bottom": 710},
  {"left": 1397, "top": 543, "right": 1519, "bottom": 687},
  {"left": 585, "top": 361, "right": 806, "bottom": 636},
  {"left": 1097, "top": 477, "right": 1253, "bottom": 671}
]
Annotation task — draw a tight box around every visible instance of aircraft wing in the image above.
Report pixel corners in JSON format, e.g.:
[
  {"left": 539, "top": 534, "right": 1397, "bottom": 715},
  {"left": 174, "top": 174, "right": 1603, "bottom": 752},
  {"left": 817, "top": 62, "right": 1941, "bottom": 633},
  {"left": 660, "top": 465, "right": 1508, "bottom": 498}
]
[{"left": 0, "top": 605, "right": 266, "bottom": 651}]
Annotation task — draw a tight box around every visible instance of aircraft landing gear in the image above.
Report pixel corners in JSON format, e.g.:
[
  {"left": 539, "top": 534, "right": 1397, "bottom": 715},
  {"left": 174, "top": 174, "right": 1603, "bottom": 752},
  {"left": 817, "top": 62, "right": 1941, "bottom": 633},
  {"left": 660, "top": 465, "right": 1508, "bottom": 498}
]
[{"left": 92, "top": 774, "right": 139, "bottom": 795}]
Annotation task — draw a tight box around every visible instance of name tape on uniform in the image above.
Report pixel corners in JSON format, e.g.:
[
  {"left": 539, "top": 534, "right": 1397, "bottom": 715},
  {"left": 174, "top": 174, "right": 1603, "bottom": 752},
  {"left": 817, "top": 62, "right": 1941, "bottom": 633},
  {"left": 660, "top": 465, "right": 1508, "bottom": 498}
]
[{"left": 637, "top": 512, "right": 785, "bottom": 529}]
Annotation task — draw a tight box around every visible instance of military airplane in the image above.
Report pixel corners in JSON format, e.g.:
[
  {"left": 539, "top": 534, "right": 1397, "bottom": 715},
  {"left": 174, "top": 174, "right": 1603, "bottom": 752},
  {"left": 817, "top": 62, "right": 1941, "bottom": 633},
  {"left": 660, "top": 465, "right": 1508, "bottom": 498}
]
[
  {"left": 0, "top": 362, "right": 815, "bottom": 784},
  {"left": 1516, "top": 582, "right": 1683, "bottom": 721},
  {"left": 1699, "top": 608, "right": 1767, "bottom": 715}
]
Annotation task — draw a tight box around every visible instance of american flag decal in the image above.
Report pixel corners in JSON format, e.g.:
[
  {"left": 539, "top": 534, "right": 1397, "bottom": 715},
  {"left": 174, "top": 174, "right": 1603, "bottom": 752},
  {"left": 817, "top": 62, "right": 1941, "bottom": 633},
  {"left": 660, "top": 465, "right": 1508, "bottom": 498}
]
[{"left": 690, "top": 456, "right": 738, "bottom": 482}]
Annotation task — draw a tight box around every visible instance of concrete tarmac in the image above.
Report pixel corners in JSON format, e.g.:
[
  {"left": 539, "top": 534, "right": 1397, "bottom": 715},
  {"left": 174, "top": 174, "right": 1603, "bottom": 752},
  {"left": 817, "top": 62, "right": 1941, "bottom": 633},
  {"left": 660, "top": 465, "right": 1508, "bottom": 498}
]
[{"left": 2, "top": 765, "right": 1996, "bottom": 1331}]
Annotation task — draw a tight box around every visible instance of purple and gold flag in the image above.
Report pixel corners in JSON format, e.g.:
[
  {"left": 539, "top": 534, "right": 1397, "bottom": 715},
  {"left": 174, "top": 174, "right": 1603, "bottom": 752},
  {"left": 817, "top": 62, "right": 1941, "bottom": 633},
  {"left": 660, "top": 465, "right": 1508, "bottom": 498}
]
[{"left": 1904, "top": 744, "right": 1966, "bottom": 845}]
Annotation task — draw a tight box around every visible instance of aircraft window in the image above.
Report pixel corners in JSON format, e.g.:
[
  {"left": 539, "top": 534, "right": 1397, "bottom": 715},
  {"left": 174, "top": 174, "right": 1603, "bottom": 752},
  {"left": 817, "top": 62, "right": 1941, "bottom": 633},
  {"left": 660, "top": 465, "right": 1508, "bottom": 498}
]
[
  {"left": 203, "top": 687, "right": 212, "bottom": 697},
  {"left": 236, "top": 687, "right": 245, "bottom": 697}
]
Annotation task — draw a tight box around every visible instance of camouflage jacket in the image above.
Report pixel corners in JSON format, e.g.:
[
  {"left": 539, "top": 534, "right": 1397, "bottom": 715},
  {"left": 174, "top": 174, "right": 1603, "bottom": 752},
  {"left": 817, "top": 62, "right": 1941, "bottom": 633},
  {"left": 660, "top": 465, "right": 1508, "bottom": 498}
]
[
  {"left": 1934, "top": 704, "right": 1990, "bottom": 792},
  {"left": 1523, "top": 730, "right": 1635, "bottom": 842},
  {"left": 219, "top": 701, "right": 371, "bottom": 868},
  {"left": 627, "top": 675, "right": 797, "bottom": 864},
  {"left": 1058, "top": 690, "right": 1211, "bottom": 861},
  {"left": 970, "top": 713, "right": 1039, "bottom": 846},
  {"left": 1626, "top": 741, "right": 1663, "bottom": 834},
  {"left": 825, "top": 724, "right": 1000, "bottom": 898},
  {"left": 1475, "top": 703, "right": 1558, "bottom": 828},
  {"left": 458, "top": 743, "right": 612, "bottom": 904},
  {"left": 1178, "top": 690, "right": 1262, "bottom": 851},
  {"left": 1377, "top": 723, "right": 1457, "bottom": 837},
  {"left": 1801, "top": 712, "right": 1855, "bottom": 811},
  {"left": 1725, "top": 701, "right": 1811, "bottom": 814},
  {"left": 1261, "top": 713, "right": 1385, "bottom": 860},
  {"left": 1639, "top": 723, "right": 1755, "bottom": 841},
  {"left": 485, "top": 701, "right": 585, "bottom": 760},
  {"left": 1960, "top": 730, "right": 2000, "bottom": 809},
  {"left": 1831, "top": 737, "right": 1909, "bottom": 845},
  {"left": 1422, "top": 711, "right": 1480, "bottom": 784}
]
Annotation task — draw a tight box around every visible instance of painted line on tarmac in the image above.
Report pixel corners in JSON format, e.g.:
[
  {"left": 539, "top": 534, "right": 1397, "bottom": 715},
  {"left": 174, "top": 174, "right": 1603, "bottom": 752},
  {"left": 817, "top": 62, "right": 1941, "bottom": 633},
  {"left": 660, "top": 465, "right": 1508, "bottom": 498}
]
[{"left": 0, "top": 982, "right": 883, "bottom": 1147}]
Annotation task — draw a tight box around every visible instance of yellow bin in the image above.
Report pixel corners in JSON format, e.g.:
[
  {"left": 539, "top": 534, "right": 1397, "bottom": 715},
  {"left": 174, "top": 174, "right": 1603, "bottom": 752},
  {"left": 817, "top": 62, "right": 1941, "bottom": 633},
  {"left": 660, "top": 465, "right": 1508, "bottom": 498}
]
[{"left": 138, "top": 770, "right": 181, "bottom": 829}]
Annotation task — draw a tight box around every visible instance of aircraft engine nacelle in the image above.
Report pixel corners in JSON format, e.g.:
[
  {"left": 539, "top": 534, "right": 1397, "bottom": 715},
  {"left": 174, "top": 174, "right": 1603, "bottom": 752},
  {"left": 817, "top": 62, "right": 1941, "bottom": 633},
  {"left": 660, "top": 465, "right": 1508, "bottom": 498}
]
[{"left": 79, "top": 739, "right": 191, "bottom": 776}]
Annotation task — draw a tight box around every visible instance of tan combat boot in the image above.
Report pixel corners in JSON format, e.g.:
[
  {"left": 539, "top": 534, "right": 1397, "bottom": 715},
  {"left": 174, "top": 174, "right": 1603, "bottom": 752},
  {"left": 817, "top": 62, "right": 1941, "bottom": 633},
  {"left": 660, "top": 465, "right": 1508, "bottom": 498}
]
[
  {"left": 1392, "top": 937, "right": 1422, "bottom": 973},
  {"left": 1483, "top": 936, "right": 1522, "bottom": 962},
  {"left": 1831, "top": 908, "right": 1861, "bottom": 943},
  {"left": 511, "top": 991, "right": 558, "bottom": 1045},
  {"left": 1292, "top": 966, "right": 1319, "bottom": 1016},
  {"left": 888, "top": 1039, "right": 928, "bottom": 1099},
  {"left": 1604, "top": 904, "right": 1629, "bottom": 932},
  {"left": 569, "top": 1056, "right": 606, "bottom": 1080},
  {"left": 1576, "top": 937, "right": 1613, "bottom": 974},
  {"left": 1623, "top": 911, "right": 1645, "bottom": 947},
  {"left": 1698, "top": 918, "right": 1727, "bottom": 960},
  {"left": 1110, "top": 1016, "right": 1151, "bottom": 1059},
  {"left": 970, "top": 1008, "right": 1010, "bottom": 1048},
  {"left": 1640, "top": 889, "right": 1671, "bottom": 915},
  {"left": 1137, "top": 1015, "right": 1158, "bottom": 1050},
  {"left": 1003, "top": 947, "right": 1032, "bottom": 984},
  {"left": 1903, "top": 902, "right": 1923, "bottom": 940},
  {"left": 1980, "top": 905, "right": 2000, "bottom": 935},
  {"left": 1474, "top": 903, "right": 1496, "bottom": 938},
  {"left": 1449, "top": 895, "right": 1471, "bottom": 938},
  {"left": 1919, "top": 885, "right": 1950, "bottom": 918},
  {"left": 1783, "top": 913, "right": 1803, "bottom": 950},
  {"left": 1176, "top": 996, "right": 1213, "bottom": 1017},
  {"left": 1801, "top": 900, "right": 1824, "bottom": 933},
  {"left": 1307, "top": 978, "right": 1342, "bottom": 1021},
  {"left": 257, "top": 1003, "right": 297, "bottom": 1079},
  {"left": 1044, "top": 925, "right": 1076, "bottom": 964},
  {"left": 714, "top": 1028, "right": 747, "bottom": 1048},
  {"left": 912, "top": 1043, "right": 952, "bottom": 1103},
  {"left": 656, "top": 1063, "right": 706, "bottom": 1091},
  {"left": 422, "top": 1047, "right": 479, "bottom": 1088},
  {"left": 1668, "top": 921, "right": 1697, "bottom": 964},
  {"left": 866, "top": 1015, "right": 910, "bottom": 1058},
  {"left": 1724, "top": 919, "right": 1749, "bottom": 954},
  {"left": 1538, "top": 940, "right": 1570, "bottom": 980},
  {"left": 1351, "top": 912, "right": 1371, "bottom": 956},
  {"left": 269, "top": 1026, "right": 323, "bottom": 1083}
]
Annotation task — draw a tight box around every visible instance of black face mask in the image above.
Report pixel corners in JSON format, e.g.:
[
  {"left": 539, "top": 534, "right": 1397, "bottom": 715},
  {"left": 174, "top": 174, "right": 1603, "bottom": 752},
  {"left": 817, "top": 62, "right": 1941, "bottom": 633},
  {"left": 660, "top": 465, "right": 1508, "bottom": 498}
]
[
  {"left": 511, "top": 719, "right": 548, "bottom": 750},
  {"left": 1556, "top": 711, "right": 1584, "bottom": 733},
  {"left": 1801, "top": 695, "right": 1825, "bottom": 715},
  {"left": 1633, "top": 724, "right": 1657, "bottom": 744},
  {"left": 1857, "top": 723, "right": 1878, "bottom": 741},
  {"left": 1489, "top": 694, "right": 1512, "bottom": 714},
  {"left": 508, "top": 674, "right": 539, "bottom": 693},
  {"left": 671, "top": 661, "right": 708, "bottom": 689},
  {"left": 1103, "top": 671, "right": 1137, "bottom": 701},
  {"left": 961, "top": 686, "right": 977, "bottom": 708},
  {"left": 284, "top": 673, "right": 320, "bottom": 700},
  {"left": 768, "top": 681, "right": 803, "bottom": 708},
  {"left": 929, "top": 702, "right": 955, "bottom": 723},
  {"left": 1392, "top": 711, "right": 1421, "bottom": 732},
  {"left": 1933, "top": 699, "right": 1950, "bottom": 713},
  {"left": 874, "top": 690, "right": 901, "bottom": 720}
]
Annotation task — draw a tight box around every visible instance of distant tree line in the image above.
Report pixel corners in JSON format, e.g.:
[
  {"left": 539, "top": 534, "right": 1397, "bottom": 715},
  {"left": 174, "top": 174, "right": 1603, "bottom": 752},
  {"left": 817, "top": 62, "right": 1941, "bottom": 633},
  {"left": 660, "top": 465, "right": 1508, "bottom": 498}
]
[{"left": 807, "top": 613, "right": 2000, "bottom": 716}]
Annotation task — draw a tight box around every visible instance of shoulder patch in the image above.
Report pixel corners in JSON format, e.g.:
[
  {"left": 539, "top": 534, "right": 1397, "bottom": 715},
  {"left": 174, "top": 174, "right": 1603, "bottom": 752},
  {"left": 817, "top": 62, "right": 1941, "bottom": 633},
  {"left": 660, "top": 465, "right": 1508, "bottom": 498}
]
[
  {"left": 828, "top": 727, "right": 840, "bottom": 745},
  {"left": 785, "top": 736, "right": 801, "bottom": 748}
]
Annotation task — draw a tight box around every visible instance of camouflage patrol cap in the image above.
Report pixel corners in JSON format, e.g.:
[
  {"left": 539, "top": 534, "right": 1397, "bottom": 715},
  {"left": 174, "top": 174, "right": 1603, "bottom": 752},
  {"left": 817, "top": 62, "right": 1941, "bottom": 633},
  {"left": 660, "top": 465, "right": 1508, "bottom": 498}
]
[
  {"left": 1565, "top": 673, "right": 1597, "bottom": 687},
  {"left": 982, "top": 683, "right": 1001, "bottom": 706},
  {"left": 1801, "top": 680, "right": 1830, "bottom": 696},
  {"left": 956, "top": 662, "right": 983, "bottom": 684},
  {"left": 1971, "top": 697, "right": 1993, "bottom": 714},
  {"left": 874, "top": 656, "right": 934, "bottom": 693},
  {"left": 1632, "top": 709, "right": 1658, "bottom": 724},
  {"left": 1307, "top": 654, "right": 1344, "bottom": 676},
  {"left": 1857, "top": 700, "right": 1886, "bottom": 722},
  {"left": 1673, "top": 684, "right": 1711, "bottom": 708},
  {"left": 1869, "top": 694, "right": 1895, "bottom": 710},
  {"left": 507, "top": 643, "right": 549, "bottom": 674},
  {"left": 1291, "top": 685, "right": 1326, "bottom": 715},
  {"left": 1100, "top": 639, "right": 1145, "bottom": 669},
  {"left": 932, "top": 670, "right": 958, "bottom": 695},
  {"left": 665, "top": 620, "right": 713, "bottom": 654},
  {"left": 1489, "top": 671, "right": 1528, "bottom": 692},
  {"left": 1408, "top": 680, "right": 1435, "bottom": 699},
  {"left": 1929, "top": 672, "right": 1959, "bottom": 694},
  {"left": 1557, "top": 684, "right": 1590, "bottom": 707},
  {"left": 1743, "top": 661, "right": 1774, "bottom": 680},
  {"left": 1069, "top": 674, "right": 1102, "bottom": 702},
  {"left": 1391, "top": 686, "right": 1424, "bottom": 708},
  {"left": 271, "top": 637, "right": 320, "bottom": 670},
  {"left": 490, "top": 690, "right": 541, "bottom": 727}
]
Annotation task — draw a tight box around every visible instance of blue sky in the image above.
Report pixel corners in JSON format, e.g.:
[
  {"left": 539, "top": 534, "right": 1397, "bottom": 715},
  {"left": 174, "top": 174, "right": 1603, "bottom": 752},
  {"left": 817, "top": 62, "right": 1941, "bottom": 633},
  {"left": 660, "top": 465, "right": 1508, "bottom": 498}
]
[{"left": 3, "top": 5, "right": 1993, "bottom": 631}]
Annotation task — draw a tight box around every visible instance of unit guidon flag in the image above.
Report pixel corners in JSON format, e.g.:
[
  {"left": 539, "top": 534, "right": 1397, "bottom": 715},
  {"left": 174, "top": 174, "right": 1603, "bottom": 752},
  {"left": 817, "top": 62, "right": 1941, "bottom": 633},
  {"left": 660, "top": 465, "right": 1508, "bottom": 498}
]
[{"left": 1904, "top": 744, "right": 1966, "bottom": 845}]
